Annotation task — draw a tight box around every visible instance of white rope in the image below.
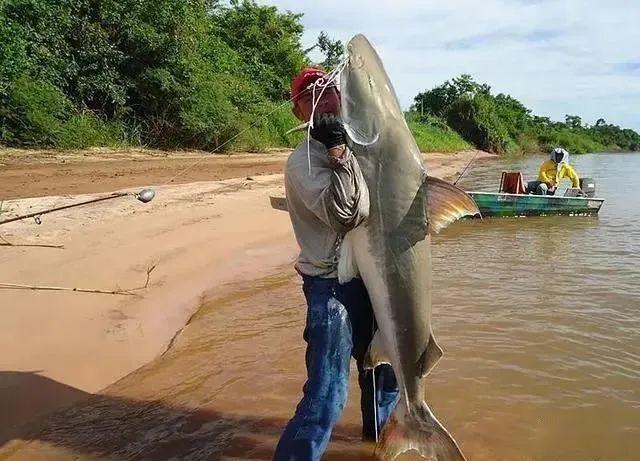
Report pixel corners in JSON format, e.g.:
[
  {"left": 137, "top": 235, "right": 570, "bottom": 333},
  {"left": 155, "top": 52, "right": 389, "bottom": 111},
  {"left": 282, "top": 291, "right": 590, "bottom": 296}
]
[
  {"left": 371, "top": 318, "right": 379, "bottom": 442},
  {"left": 305, "top": 58, "right": 349, "bottom": 175},
  {"left": 166, "top": 86, "right": 314, "bottom": 184}
]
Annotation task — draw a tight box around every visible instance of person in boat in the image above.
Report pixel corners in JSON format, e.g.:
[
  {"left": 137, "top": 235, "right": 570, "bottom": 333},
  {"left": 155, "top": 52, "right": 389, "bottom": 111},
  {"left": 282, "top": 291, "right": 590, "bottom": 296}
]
[
  {"left": 273, "top": 67, "right": 399, "bottom": 460},
  {"left": 527, "top": 147, "right": 580, "bottom": 195}
]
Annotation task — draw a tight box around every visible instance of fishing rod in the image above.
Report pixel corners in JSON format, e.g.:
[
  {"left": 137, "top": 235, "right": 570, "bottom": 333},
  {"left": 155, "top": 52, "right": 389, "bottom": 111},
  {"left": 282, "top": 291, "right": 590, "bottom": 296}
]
[
  {"left": 0, "top": 188, "right": 155, "bottom": 226},
  {"left": 453, "top": 151, "right": 481, "bottom": 186}
]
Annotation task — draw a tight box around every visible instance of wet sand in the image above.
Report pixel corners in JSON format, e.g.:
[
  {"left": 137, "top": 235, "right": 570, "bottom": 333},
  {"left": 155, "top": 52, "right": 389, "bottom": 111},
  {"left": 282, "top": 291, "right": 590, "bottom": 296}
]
[{"left": 0, "top": 148, "right": 494, "bottom": 452}]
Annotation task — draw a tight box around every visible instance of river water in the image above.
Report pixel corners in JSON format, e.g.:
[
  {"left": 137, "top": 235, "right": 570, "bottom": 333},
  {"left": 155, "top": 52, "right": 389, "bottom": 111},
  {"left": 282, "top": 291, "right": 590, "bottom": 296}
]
[{"left": 7, "top": 153, "right": 638, "bottom": 460}]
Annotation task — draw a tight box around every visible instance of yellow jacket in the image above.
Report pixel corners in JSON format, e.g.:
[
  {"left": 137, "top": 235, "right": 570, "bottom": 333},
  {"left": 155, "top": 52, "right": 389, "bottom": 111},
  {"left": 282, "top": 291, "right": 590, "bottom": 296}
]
[{"left": 538, "top": 159, "right": 580, "bottom": 188}]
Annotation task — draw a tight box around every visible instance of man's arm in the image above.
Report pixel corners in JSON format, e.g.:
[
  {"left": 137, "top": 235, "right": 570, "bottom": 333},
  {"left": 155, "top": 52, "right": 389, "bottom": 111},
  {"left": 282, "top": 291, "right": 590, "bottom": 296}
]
[
  {"left": 286, "top": 147, "right": 369, "bottom": 235},
  {"left": 566, "top": 164, "right": 580, "bottom": 188},
  {"left": 539, "top": 160, "right": 554, "bottom": 185}
]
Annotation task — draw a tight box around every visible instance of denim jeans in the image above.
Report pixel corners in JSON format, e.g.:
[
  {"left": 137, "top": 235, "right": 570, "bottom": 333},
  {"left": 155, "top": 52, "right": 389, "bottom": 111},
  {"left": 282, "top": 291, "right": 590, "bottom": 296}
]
[{"left": 273, "top": 276, "right": 399, "bottom": 461}]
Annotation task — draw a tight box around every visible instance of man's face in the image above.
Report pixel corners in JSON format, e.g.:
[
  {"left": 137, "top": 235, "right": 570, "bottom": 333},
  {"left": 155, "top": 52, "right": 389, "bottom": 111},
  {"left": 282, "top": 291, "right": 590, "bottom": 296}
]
[{"left": 293, "top": 86, "right": 341, "bottom": 122}]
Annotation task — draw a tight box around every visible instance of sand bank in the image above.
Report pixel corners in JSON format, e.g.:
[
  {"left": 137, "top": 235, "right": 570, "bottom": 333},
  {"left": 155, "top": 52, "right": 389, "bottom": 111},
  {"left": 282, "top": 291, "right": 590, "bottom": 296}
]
[{"left": 0, "top": 148, "right": 494, "bottom": 444}]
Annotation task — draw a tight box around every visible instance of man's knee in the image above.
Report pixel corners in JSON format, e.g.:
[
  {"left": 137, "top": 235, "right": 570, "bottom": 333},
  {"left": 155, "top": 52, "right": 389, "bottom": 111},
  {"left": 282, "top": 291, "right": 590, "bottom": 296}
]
[{"left": 536, "top": 182, "right": 548, "bottom": 195}]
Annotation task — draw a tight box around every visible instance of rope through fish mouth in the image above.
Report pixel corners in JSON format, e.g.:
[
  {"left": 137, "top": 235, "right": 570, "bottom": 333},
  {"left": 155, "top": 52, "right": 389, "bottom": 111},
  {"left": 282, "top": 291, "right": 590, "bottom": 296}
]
[{"left": 305, "top": 57, "right": 349, "bottom": 175}]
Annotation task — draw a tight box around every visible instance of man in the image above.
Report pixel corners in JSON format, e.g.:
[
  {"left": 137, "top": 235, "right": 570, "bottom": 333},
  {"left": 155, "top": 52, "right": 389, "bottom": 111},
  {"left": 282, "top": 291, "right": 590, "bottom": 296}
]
[
  {"left": 273, "top": 67, "right": 399, "bottom": 461},
  {"left": 527, "top": 147, "right": 580, "bottom": 195}
]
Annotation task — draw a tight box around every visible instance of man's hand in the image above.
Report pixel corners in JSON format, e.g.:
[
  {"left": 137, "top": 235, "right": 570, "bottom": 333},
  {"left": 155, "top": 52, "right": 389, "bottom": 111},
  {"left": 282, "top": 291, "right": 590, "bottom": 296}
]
[
  {"left": 327, "top": 145, "right": 347, "bottom": 166},
  {"left": 310, "top": 113, "right": 348, "bottom": 167},
  {"left": 310, "top": 113, "right": 346, "bottom": 149}
]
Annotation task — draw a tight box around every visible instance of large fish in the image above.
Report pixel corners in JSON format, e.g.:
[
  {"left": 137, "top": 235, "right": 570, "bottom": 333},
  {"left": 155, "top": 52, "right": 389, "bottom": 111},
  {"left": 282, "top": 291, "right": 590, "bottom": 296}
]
[{"left": 338, "top": 34, "right": 479, "bottom": 460}]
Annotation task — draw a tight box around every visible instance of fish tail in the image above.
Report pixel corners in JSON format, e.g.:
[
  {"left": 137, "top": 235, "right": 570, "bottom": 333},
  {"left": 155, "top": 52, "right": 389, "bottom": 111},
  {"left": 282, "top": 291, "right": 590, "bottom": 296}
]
[{"left": 375, "top": 401, "right": 466, "bottom": 461}]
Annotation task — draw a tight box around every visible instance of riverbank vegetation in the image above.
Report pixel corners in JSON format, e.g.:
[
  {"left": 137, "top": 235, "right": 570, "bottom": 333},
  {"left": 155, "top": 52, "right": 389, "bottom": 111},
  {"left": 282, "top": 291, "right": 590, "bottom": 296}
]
[
  {"left": 412, "top": 75, "right": 640, "bottom": 155},
  {"left": 2, "top": 1, "right": 638, "bottom": 155},
  {"left": 0, "top": 0, "right": 304, "bottom": 151}
]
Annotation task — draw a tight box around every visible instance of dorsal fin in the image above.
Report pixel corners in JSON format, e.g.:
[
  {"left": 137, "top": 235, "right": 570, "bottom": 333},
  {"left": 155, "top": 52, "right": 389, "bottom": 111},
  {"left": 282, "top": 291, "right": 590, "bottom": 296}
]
[{"left": 426, "top": 176, "right": 480, "bottom": 233}]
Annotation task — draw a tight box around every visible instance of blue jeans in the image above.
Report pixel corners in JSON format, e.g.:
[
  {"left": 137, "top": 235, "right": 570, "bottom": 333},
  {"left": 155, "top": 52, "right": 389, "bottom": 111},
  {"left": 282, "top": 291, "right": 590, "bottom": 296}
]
[{"left": 273, "top": 276, "right": 399, "bottom": 461}]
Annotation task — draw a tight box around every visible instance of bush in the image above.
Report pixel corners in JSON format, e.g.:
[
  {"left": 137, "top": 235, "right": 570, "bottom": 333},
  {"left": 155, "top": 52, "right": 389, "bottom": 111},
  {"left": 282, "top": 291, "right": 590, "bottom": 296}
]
[
  {"left": 412, "top": 74, "right": 640, "bottom": 155},
  {"left": 0, "top": 0, "right": 309, "bottom": 151},
  {"left": 446, "top": 94, "right": 510, "bottom": 154},
  {"left": 537, "top": 128, "right": 605, "bottom": 155},
  {"left": 235, "top": 102, "right": 302, "bottom": 152},
  {"left": 406, "top": 113, "right": 471, "bottom": 152},
  {"left": 57, "top": 114, "right": 129, "bottom": 149},
  {"left": 1, "top": 76, "right": 71, "bottom": 146},
  {"left": 513, "top": 130, "right": 542, "bottom": 155}
]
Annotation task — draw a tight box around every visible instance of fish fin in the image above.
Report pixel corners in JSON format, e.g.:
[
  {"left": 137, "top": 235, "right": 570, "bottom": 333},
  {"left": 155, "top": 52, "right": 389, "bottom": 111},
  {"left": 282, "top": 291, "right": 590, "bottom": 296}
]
[
  {"left": 425, "top": 175, "right": 480, "bottom": 233},
  {"left": 418, "top": 333, "right": 443, "bottom": 378},
  {"left": 376, "top": 401, "right": 467, "bottom": 461},
  {"left": 363, "top": 330, "right": 392, "bottom": 369}
]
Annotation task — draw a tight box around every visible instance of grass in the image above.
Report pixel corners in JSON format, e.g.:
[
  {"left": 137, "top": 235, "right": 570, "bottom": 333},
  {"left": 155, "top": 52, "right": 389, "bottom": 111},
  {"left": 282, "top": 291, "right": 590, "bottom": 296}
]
[
  {"left": 537, "top": 128, "right": 607, "bottom": 155},
  {"left": 234, "top": 104, "right": 302, "bottom": 152},
  {"left": 408, "top": 119, "right": 472, "bottom": 153}
]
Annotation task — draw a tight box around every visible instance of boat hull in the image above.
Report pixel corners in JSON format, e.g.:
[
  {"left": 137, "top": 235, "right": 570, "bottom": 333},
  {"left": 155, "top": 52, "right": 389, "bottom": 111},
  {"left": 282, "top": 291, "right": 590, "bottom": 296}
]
[{"left": 468, "top": 191, "right": 604, "bottom": 217}]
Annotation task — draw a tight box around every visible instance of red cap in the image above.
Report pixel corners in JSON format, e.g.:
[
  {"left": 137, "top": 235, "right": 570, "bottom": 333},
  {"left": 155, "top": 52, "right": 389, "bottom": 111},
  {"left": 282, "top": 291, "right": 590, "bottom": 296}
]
[{"left": 291, "top": 67, "right": 327, "bottom": 102}]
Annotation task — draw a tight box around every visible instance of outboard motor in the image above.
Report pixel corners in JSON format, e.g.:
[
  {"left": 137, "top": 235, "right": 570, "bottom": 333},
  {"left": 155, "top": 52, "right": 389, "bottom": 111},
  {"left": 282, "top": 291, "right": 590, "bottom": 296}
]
[{"left": 580, "top": 177, "right": 596, "bottom": 197}]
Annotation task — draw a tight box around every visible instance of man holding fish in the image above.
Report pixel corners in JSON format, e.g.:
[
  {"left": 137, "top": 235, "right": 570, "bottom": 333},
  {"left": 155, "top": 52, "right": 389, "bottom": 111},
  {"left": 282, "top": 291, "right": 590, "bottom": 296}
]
[
  {"left": 273, "top": 66, "right": 400, "bottom": 460},
  {"left": 275, "top": 35, "right": 475, "bottom": 461}
]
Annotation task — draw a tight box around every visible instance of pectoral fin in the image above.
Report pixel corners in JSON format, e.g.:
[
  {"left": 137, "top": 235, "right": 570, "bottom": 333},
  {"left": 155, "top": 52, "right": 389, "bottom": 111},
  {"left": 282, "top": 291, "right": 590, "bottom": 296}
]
[
  {"left": 426, "top": 176, "right": 480, "bottom": 233},
  {"left": 418, "top": 333, "right": 444, "bottom": 378},
  {"left": 364, "top": 331, "right": 392, "bottom": 370}
]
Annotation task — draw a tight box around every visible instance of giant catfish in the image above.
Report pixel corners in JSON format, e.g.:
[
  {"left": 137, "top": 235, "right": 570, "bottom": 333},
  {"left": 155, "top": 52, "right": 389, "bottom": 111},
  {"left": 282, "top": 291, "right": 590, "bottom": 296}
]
[{"left": 338, "top": 34, "right": 479, "bottom": 460}]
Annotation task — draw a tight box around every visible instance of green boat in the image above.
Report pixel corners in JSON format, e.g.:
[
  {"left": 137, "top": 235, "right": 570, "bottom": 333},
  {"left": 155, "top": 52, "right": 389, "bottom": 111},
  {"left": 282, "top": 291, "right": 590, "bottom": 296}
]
[
  {"left": 467, "top": 191, "right": 604, "bottom": 217},
  {"left": 467, "top": 172, "right": 604, "bottom": 217}
]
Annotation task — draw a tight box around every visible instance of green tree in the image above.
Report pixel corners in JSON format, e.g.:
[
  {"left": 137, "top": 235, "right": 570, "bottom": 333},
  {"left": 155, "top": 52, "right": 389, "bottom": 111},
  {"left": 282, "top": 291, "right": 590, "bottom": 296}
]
[
  {"left": 315, "top": 31, "right": 344, "bottom": 70},
  {"left": 414, "top": 74, "right": 490, "bottom": 118},
  {"left": 411, "top": 74, "right": 640, "bottom": 155},
  {"left": 216, "top": 0, "right": 305, "bottom": 100},
  {"left": 565, "top": 114, "right": 583, "bottom": 129},
  {"left": 0, "top": 0, "right": 306, "bottom": 149}
]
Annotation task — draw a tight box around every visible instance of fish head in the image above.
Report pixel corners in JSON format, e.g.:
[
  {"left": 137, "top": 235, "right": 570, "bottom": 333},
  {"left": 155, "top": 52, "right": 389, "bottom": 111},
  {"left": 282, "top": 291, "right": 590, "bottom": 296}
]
[{"left": 340, "top": 34, "right": 405, "bottom": 146}]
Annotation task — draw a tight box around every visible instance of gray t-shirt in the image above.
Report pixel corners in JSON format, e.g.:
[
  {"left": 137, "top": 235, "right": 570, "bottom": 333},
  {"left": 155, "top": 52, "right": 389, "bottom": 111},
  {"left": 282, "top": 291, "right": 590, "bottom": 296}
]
[{"left": 285, "top": 137, "right": 369, "bottom": 277}]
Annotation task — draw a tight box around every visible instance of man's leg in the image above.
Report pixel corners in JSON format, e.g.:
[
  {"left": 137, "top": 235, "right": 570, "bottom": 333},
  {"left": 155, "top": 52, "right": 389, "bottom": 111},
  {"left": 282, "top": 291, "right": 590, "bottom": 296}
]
[
  {"left": 536, "top": 181, "right": 548, "bottom": 195},
  {"left": 358, "top": 365, "right": 399, "bottom": 440},
  {"left": 526, "top": 180, "right": 538, "bottom": 194},
  {"left": 336, "top": 278, "right": 399, "bottom": 441},
  {"left": 273, "top": 277, "right": 353, "bottom": 461}
]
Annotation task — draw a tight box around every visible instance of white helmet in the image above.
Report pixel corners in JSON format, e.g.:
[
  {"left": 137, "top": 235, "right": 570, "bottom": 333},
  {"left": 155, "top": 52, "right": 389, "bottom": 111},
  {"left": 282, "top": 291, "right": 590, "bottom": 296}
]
[{"left": 550, "top": 147, "right": 569, "bottom": 163}]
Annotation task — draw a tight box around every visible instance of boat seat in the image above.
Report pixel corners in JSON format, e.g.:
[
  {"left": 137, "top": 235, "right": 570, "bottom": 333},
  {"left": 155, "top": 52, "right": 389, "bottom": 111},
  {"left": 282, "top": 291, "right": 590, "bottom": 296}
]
[{"left": 499, "top": 172, "right": 527, "bottom": 194}]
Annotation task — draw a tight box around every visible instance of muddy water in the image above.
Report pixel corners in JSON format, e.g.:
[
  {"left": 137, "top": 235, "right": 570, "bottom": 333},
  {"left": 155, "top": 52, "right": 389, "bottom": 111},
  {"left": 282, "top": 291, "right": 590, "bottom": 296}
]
[{"left": 7, "top": 153, "right": 639, "bottom": 460}]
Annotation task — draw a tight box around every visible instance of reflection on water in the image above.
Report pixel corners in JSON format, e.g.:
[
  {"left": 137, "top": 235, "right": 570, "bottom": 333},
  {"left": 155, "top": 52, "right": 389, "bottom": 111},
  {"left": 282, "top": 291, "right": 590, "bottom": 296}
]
[{"left": 6, "top": 153, "right": 639, "bottom": 460}]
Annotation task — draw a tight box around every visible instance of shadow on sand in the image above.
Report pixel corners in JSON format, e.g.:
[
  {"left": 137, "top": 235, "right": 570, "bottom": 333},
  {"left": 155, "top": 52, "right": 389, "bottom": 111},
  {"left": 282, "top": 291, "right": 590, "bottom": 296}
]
[{"left": 1, "top": 371, "right": 371, "bottom": 460}]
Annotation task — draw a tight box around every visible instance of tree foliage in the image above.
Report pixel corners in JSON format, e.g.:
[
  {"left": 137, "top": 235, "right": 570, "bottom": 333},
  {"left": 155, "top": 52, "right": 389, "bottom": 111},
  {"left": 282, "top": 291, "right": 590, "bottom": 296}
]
[
  {"left": 315, "top": 31, "right": 344, "bottom": 70},
  {"left": 0, "top": 0, "right": 307, "bottom": 150},
  {"left": 414, "top": 74, "right": 640, "bottom": 155}
]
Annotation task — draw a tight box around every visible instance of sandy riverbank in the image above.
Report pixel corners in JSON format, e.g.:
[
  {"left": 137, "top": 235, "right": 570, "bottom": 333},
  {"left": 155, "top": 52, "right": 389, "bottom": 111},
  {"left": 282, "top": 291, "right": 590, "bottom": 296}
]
[{"left": 0, "top": 148, "right": 494, "bottom": 447}]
